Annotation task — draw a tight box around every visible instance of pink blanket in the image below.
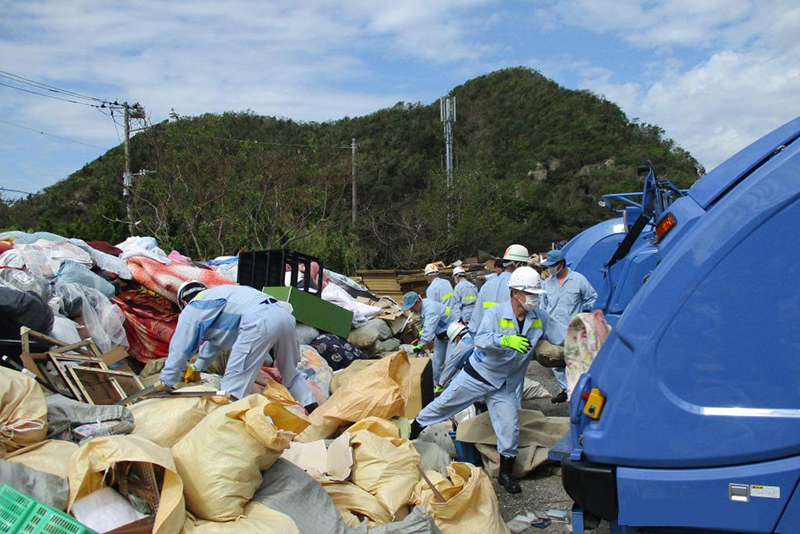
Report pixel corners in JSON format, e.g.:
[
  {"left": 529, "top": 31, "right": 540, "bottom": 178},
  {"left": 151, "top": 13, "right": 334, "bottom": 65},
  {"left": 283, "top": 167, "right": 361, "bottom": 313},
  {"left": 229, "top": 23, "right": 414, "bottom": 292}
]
[{"left": 126, "top": 256, "right": 236, "bottom": 303}]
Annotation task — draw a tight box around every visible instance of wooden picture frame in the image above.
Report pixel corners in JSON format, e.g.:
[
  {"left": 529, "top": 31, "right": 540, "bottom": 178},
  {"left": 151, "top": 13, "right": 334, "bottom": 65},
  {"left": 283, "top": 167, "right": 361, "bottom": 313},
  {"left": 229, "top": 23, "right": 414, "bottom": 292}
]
[
  {"left": 67, "top": 366, "right": 144, "bottom": 405},
  {"left": 20, "top": 352, "right": 77, "bottom": 398},
  {"left": 47, "top": 353, "right": 88, "bottom": 401}
]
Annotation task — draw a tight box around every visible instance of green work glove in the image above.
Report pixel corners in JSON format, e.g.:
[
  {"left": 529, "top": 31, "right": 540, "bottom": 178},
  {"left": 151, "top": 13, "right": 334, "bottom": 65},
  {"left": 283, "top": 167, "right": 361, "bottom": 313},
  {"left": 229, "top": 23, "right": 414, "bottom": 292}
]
[
  {"left": 412, "top": 344, "right": 424, "bottom": 352},
  {"left": 501, "top": 334, "right": 531, "bottom": 353}
]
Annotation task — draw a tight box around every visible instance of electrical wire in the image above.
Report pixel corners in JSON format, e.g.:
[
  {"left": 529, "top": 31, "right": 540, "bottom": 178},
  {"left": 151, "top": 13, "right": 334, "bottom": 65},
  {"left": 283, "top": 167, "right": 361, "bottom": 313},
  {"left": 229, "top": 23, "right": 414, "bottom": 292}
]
[
  {"left": 0, "top": 186, "right": 36, "bottom": 196},
  {"left": 0, "top": 118, "right": 106, "bottom": 149},
  {"left": 0, "top": 69, "right": 116, "bottom": 105}
]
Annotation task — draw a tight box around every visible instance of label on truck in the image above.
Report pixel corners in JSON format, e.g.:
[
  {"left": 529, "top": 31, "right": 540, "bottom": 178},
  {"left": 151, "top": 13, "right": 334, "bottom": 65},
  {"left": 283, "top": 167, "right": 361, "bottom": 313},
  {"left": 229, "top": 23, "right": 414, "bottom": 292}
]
[{"left": 750, "top": 485, "right": 780, "bottom": 499}]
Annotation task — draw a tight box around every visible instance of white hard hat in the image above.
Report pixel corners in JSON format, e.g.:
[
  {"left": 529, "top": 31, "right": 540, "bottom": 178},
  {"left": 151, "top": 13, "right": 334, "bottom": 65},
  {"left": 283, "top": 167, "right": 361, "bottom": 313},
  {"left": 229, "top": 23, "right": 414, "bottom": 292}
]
[
  {"left": 424, "top": 263, "right": 439, "bottom": 275},
  {"left": 452, "top": 266, "right": 466, "bottom": 277},
  {"left": 502, "top": 244, "right": 530, "bottom": 263},
  {"left": 447, "top": 322, "right": 468, "bottom": 342},
  {"left": 507, "top": 266, "right": 545, "bottom": 294},
  {"left": 177, "top": 280, "right": 207, "bottom": 309}
]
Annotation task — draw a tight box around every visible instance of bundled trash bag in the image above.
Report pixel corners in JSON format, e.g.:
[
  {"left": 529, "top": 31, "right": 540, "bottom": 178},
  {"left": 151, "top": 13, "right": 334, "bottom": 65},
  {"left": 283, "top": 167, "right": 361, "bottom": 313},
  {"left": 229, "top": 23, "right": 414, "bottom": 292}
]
[
  {"left": 350, "top": 430, "right": 421, "bottom": 516},
  {"left": 57, "top": 260, "right": 116, "bottom": 299},
  {"left": 345, "top": 417, "right": 400, "bottom": 439},
  {"left": 348, "top": 319, "right": 393, "bottom": 349},
  {"left": 182, "top": 502, "right": 301, "bottom": 534},
  {"left": 171, "top": 395, "right": 310, "bottom": 521},
  {"left": 0, "top": 368, "right": 47, "bottom": 455},
  {"left": 69, "top": 238, "right": 132, "bottom": 280},
  {"left": 297, "top": 352, "right": 411, "bottom": 442},
  {"left": 319, "top": 478, "right": 394, "bottom": 525},
  {"left": 0, "top": 287, "right": 54, "bottom": 339},
  {"left": 565, "top": 310, "right": 612, "bottom": 397},
  {"left": 46, "top": 394, "right": 134, "bottom": 443},
  {"left": 5, "top": 439, "right": 79, "bottom": 478},
  {"left": 413, "top": 463, "right": 510, "bottom": 534},
  {"left": 0, "top": 266, "right": 52, "bottom": 301},
  {"left": 68, "top": 435, "right": 186, "bottom": 534},
  {"left": 296, "top": 324, "right": 320, "bottom": 345},
  {"left": 299, "top": 344, "right": 333, "bottom": 405},
  {"left": 261, "top": 381, "right": 307, "bottom": 418},
  {"left": 130, "top": 386, "right": 230, "bottom": 448}
]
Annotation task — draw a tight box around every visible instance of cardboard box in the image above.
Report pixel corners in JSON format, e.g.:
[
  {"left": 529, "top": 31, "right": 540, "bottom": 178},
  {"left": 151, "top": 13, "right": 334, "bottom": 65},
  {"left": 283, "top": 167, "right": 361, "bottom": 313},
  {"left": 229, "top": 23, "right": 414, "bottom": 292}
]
[{"left": 264, "top": 286, "right": 353, "bottom": 338}]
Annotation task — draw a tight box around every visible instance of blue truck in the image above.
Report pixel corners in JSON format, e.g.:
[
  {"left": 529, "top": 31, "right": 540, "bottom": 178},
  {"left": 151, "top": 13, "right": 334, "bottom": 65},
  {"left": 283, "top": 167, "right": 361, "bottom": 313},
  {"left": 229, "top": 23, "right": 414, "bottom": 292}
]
[{"left": 557, "top": 115, "right": 800, "bottom": 534}]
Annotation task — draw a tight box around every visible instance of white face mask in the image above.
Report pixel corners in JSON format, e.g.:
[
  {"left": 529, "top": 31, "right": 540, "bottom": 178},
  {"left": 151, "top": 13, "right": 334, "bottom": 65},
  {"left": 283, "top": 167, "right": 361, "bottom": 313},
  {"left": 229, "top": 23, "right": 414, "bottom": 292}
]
[
  {"left": 517, "top": 293, "right": 539, "bottom": 311},
  {"left": 550, "top": 264, "right": 563, "bottom": 276}
]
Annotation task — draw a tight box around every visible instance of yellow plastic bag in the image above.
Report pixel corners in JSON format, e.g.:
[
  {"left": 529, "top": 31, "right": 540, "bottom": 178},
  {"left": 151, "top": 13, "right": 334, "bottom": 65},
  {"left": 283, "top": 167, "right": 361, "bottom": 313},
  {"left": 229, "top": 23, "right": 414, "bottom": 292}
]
[
  {"left": 297, "top": 352, "right": 411, "bottom": 442},
  {"left": 68, "top": 435, "right": 186, "bottom": 534},
  {"left": 171, "top": 395, "right": 310, "bottom": 521},
  {"left": 350, "top": 430, "right": 420, "bottom": 516},
  {"left": 5, "top": 439, "right": 78, "bottom": 478},
  {"left": 345, "top": 416, "right": 400, "bottom": 439},
  {"left": 413, "top": 462, "right": 510, "bottom": 534},
  {"left": 130, "top": 386, "right": 230, "bottom": 448},
  {"left": 0, "top": 368, "right": 47, "bottom": 455},
  {"left": 318, "top": 478, "right": 392, "bottom": 525},
  {"left": 261, "top": 381, "right": 306, "bottom": 418},
  {"left": 182, "top": 502, "right": 300, "bottom": 534}
]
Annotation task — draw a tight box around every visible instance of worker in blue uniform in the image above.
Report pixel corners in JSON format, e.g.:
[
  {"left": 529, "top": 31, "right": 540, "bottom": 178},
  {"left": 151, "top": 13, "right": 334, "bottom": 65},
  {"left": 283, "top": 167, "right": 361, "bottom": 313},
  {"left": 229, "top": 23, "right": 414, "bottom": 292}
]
[
  {"left": 425, "top": 263, "right": 458, "bottom": 320},
  {"left": 401, "top": 290, "right": 455, "bottom": 384},
  {"left": 468, "top": 244, "right": 530, "bottom": 335},
  {"left": 439, "top": 321, "right": 474, "bottom": 387},
  {"left": 541, "top": 249, "right": 598, "bottom": 403},
  {"left": 452, "top": 266, "right": 478, "bottom": 324},
  {"left": 159, "top": 281, "right": 316, "bottom": 409},
  {"left": 410, "top": 267, "right": 564, "bottom": 494}
]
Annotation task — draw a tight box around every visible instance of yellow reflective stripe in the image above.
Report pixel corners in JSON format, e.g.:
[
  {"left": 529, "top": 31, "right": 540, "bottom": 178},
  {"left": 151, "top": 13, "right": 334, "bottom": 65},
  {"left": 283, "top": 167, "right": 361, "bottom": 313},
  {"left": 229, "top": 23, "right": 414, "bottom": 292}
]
[
  {"left": 195, "top": 291, "right": 206, "bottom": 300},
  {"left": 498, "top": 318, "right": 515, "bottom": 329},
  {"left": 483, "top": 301, "right": 497, "bottom": 309},
  {"left": 532, "top": 319, "right": 543, "bottom": 329},
  {"left": 462, "top": 296, "right": 478, "bottom": 301},
  {"left": 445, "top": 306, "right": 450, "bottom": 316},
  {"left": 441, "top": 292, "right": 455, "bottom": 301}
]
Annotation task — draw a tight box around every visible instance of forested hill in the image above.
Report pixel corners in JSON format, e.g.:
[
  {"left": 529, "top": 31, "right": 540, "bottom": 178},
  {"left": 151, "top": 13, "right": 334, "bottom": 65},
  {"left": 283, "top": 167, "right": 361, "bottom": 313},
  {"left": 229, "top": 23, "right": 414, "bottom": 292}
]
[{"left": 2, "top": 67, "right": 703, "bottom": 272}]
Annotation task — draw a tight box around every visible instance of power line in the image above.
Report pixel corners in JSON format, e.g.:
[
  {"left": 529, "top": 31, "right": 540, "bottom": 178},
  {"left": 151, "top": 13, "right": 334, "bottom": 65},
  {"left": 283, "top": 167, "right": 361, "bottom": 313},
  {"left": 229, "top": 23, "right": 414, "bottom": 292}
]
[
  {"left": 0, "top": 186, "right": 35, "bottom": 196},
  {"left": 0, "top": 118, "right": 106, "bottom": 149},
  {"left": 0, "top": 70, "right": 110, "bottom": 104},
  {"left": 0, "top": 80, "right": 109, "bottom": 108}
]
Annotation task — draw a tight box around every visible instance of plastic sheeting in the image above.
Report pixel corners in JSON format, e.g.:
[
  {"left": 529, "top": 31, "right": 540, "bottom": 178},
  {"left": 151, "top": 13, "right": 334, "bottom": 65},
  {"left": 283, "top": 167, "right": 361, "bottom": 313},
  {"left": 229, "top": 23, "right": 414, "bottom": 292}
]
[
  {"left": 323, "top": 283, "right": 382, "bottom": 328},
  {"left": 52, "top": 282, "right": 128, "bottom": 352},
  {"left": 116, "top": 236, "right": 170, "bottom": 264},
  {"left": 17, "top": 240, "right": 91, "bottom": 278},
  {"left": 0, "top": 460, "right": 70, "bottom": 510}
]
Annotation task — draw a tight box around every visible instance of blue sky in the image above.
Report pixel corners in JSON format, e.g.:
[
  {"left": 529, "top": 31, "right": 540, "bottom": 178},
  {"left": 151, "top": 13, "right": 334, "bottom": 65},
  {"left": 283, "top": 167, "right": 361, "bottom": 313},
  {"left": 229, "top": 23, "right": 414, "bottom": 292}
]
[{"left": 1, "top": 0, "right": 799, "bottom": 199}]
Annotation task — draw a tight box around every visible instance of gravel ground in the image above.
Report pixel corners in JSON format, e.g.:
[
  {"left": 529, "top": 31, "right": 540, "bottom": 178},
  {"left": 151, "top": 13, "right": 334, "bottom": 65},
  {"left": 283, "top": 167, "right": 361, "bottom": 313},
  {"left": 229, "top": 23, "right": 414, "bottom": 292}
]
[{"left": 489, "top": 362, "right": 610, "bottom": 534}]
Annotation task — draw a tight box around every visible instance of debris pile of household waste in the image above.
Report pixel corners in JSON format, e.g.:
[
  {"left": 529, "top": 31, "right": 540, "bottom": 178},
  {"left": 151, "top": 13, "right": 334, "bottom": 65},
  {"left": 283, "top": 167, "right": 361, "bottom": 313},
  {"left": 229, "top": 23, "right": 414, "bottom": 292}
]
[{"left": 0, "top": 231, "right": 570, "bottom": 534}]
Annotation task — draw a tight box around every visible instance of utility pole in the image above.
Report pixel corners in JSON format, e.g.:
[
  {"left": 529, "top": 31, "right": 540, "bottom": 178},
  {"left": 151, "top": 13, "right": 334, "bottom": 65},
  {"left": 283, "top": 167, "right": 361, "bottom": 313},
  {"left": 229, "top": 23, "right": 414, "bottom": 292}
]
[
  {"left": 122, "top": 102, "right": 145, "bottom": 236},
  {"left": 440, "top": 96, "right": 456, "bottom": 229},
  {"left": 351, "top": 138, "right": 357, "bottom": 224}
]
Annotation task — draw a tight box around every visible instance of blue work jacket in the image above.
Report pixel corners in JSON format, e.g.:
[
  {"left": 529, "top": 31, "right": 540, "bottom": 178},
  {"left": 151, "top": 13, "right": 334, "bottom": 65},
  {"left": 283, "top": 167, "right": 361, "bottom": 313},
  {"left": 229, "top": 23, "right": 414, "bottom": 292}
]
[
  {"left": 468, "top": 271, "right": 511, "bottom": 334},
  {"left": 542, "top": 269, "right": 597, "bottom": 338},
  {"left": 418, "top": 298, "right": 454, "bottom": 345},
  {"left": 454, "top": 278, "right": 478, "bottom": 324}
]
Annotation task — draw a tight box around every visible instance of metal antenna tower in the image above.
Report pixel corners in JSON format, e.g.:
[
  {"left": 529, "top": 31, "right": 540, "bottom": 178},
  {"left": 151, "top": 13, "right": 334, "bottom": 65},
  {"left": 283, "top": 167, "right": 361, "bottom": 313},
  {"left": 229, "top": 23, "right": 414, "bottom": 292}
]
[
  {"left": 440, "top": 96, "right": 456, "bottom": 189},
  {"left": 440, "top": 96, "right": 456, "bottom": 230}
]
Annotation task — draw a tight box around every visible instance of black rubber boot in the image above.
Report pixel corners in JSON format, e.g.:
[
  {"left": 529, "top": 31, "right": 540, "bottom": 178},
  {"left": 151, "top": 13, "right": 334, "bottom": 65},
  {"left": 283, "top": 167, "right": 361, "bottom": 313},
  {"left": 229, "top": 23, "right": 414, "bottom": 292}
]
[
  {"left": 551, "top": 389, "right": 568, "bottom": 404},
  {"left": 498, "top": 455, "right": 522, "bottom": 494},
  {"left": 409, "top": 419, "right": 425, "bottom": 440},
  {"left": 304, "top": 402, "right": 318, "bottom": 414}
]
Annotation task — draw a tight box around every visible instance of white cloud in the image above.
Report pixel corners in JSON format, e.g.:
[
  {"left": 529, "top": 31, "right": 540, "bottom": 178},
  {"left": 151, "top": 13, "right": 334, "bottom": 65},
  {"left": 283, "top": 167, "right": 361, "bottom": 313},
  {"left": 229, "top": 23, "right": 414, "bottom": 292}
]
[{"left": 532, "top": 0, "right": 800, "bottom": 169}]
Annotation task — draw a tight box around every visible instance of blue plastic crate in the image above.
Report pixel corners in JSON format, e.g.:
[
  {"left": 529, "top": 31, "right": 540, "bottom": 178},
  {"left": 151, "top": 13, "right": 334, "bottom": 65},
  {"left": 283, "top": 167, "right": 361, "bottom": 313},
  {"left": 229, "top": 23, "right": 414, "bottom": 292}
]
[{"left": 449, "top": 431, "right": 482, "bottom": 465}]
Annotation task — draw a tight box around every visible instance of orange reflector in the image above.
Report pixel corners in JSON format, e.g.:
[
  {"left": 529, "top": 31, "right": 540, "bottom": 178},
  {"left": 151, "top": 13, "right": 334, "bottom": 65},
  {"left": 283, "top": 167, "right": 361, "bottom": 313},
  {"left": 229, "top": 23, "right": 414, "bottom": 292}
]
[
  {"left": 655, "top": 213, "right": 677, "bottom": 242},
  {"left": 583, "top": 388, "right": 607, "bottom": 420}
]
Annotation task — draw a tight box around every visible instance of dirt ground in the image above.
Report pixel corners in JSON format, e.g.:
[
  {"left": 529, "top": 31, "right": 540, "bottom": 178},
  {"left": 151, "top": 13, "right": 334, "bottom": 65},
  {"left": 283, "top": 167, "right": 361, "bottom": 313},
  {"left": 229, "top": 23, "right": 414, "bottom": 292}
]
[{"left": 489, "top": 362, "right": 609, "bottom": 534}]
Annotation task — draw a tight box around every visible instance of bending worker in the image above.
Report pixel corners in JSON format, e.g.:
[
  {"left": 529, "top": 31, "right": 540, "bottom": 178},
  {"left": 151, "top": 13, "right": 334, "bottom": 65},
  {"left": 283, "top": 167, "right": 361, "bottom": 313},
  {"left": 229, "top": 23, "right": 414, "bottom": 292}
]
[
  {"left": 410, "top": 267, "right": 564, "bottom": 494},
  {"left": 468, "top": 244, "right": 530, "bottom": 334},
  {"left": 401, "top": 290, "right": 455, "bottom": 384},
  {"left": 439, "top": 321, "right": 474, "bottom": 388},
  {"left": 160, "top": 281, "right": 315, "bottom": 410},
  {"left": 452, "top": 266, "right": 478, "bottom": 324},
  {"left": 540, "top": 249, "right": 597, "bottom": 403},
  {"left": 425, "top": 263, "right": 458, "bottom": 320}
]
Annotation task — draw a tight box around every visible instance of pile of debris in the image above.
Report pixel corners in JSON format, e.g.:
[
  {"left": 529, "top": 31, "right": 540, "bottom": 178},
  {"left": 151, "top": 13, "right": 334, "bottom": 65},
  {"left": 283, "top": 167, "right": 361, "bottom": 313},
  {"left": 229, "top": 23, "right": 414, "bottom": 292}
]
[{"left": 0, "top": 231, "right": 568, "bottom": 534}]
